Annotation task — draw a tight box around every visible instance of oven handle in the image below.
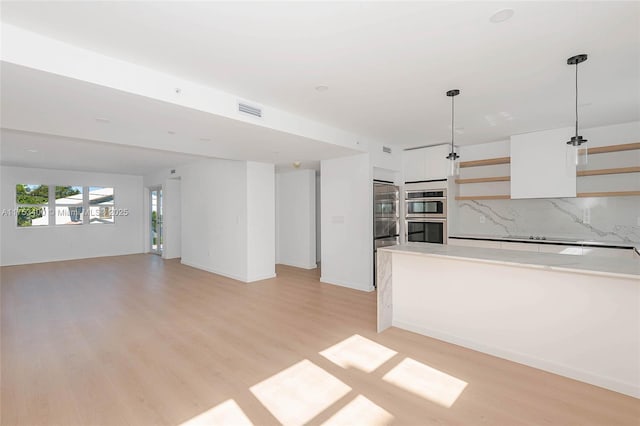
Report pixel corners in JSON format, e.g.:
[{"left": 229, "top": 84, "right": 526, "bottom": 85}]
[
  {"left": 405, "top": 218, "right": 447, "bottom": 222},
  {"left": 405, "top": 196, "right": 446, "bottom": 200}
]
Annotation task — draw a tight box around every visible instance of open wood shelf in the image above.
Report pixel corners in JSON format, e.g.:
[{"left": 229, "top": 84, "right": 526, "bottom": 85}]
[
  {"left": 583, "top": 142, "right": 640, "bottom": 155},
  {"left": 455, "top": 191, "right": 640, "bottom": 200},
  {"left": 453, "top": 142, "right": 639, "bottom": 200},
  {"left": 576, "top": 191, "right": 640, "bottom": 198},
  {"left": 455, "top": 176, "right": 510, "bottom": 184},
  {"left": 459, "top": 157, "right": 510, "bottom": 168},
  {"left": 455, "top": 195, "right": 510, "bottom": 200},
  {"left": 577, "top": 167, "right": 640, "bottom": 177}
]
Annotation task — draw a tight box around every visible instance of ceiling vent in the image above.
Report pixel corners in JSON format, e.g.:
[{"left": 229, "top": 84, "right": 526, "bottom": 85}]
[
  {"left": 238, "top": 102, "right": 262, "bottom": 118},
  {"left": 382, "top": 146, "right": 392, "bottom": 154}
]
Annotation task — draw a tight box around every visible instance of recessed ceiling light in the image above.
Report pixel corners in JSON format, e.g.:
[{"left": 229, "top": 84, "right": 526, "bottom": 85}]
[
  {"left": 168, "top": 130, "right": 176, "bottom": 135},
  {"left": 315, "top": 85, "right": 329, "bottom": 92},
  {"left": 489, "top": 8, "right": 514, "bottom": 23},
  {"left": 25, "top": 148, "right": 38, "bottom": 153},
  {"left": 95, "top": 117, "right": 110, "bottom": 123}
]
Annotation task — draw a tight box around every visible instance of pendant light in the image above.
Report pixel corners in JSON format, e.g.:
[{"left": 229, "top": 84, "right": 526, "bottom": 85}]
[
  {"left": 566, "top": 54, "right": 588, "bottom": 166},
  {"left": 445, "top": 89, "right": 460, "bottom": 176}
]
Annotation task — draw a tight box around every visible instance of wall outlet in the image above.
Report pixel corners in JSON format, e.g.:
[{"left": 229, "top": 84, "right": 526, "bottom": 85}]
[
  {"left": 583, "top": 208, "right": 591, "bottom": 225},
  {"left": 479, "top": 215, "right": 486, "bottom": 224}
]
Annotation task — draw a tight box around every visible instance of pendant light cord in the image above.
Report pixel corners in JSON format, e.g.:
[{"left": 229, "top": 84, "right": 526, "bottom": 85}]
[
  {"left": 575, "top": 62, "right": 579, "bottom": 137},
  {"left": 451, "top": 95, "right": 455, "bottom": 151}
]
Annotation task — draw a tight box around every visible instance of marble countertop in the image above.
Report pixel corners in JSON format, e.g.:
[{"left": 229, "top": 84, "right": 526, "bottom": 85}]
[
  {"left": 379, "top": 243, "right": 640, "bottom": 280},
  {"left": 449, "top": 234, "right": 638, "bottom": 249}
]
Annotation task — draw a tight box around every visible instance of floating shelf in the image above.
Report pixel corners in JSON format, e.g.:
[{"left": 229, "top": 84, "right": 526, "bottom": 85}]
[
  {"left": 577, "top": 166, "right": 640, "bottom": 177},
  {"left": 455, "top": 195, "right": 510, "bottom": 200},
  {"left": 455, "top": 176, "right": 510, "bottom": 184},
  {"left": 576, "top": 191, "right": 640, "bottom": 198},
  {"left": 583, "top": 142, "right": 640, "bottom": 155},
  {"left": 459, "top": 157, "right": 511, "bottom": 168},
  {"left": 455, "top": 191, "right": 640, "bottom": 200}
]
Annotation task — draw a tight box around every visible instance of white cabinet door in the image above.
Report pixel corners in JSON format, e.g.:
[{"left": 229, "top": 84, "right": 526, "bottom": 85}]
[
  {"left": 402, "top": 145, "right": 450, "bottom": 183},
  {"left": 424, "top": 144, "right": 451, "bottom": 180},
  {"left": 511, "top": 127, "right": 577, "bottom": 199},
  {"left": 402, "top": 149, "right": 427, "bottom": 183}
]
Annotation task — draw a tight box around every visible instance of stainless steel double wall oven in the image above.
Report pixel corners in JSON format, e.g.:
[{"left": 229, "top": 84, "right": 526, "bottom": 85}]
[{"left": 404, "top": 181, "right": 447, "bottom": 244}]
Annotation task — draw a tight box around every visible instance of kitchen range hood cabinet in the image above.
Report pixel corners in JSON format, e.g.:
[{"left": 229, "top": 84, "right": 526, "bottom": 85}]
[{"left": 510, "top": 127, "right": 577, "bottom": 199}]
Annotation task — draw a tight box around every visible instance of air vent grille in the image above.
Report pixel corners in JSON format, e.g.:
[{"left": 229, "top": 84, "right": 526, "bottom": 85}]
[
  {"left": 382, "top": 146, "right": 392, "bottom": 154},
  {"left": 238, "top": 102, "right": 262, "bottom": 118}
]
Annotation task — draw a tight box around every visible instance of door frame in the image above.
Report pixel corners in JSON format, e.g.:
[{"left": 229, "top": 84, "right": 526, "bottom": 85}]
[{"left": 149, "top": 186, "right": 163, "bottom": 255}]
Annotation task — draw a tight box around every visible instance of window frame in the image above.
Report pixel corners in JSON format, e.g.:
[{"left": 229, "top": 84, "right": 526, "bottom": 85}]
[
  {"left": 15, "top": 184, "right": 50, "bottom": 228},
  {"left": 15, "top": 184, "right": 117, "bottom": 228}
]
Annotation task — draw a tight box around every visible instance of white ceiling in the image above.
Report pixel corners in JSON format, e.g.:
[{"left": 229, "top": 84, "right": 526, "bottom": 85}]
[
  {"left": 0, "top": 129, "right": 208, "bottom": 175},
  {"left": 1, "top": 1, "right": 638, "bottom": 148},
  {"left": 0, "top": 62, "right": 359, "bottom": 173}
]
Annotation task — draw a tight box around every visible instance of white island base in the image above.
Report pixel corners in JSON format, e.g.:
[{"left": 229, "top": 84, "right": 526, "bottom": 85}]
[{"left": 377, "top": 244, "right": 640, "bottom": 398}]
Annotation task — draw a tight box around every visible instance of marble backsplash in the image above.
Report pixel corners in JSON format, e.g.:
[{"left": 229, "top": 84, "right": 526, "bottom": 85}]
[{"left": 453, "top": 196, "right": 640, "bottom": 243}]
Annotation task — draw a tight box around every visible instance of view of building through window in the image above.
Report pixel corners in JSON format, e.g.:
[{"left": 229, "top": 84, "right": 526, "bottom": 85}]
[{"left": 16, "top": 184, "right": 115, "bottom": 227}]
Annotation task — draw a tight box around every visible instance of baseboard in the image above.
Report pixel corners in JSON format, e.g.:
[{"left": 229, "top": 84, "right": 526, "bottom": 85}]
[
  {"left": 320, "top": 275, "right": 374, "bottom": 292},
  {"left": 180, "top": 260, "right": 247, "bottom": 282},
  {"left": 246, "top": 273, "right": 277, "bottom": 282},
  {"left": 0, "top": 250, "right": 144, "bottom": 267},
  {"left": 277, "top": 261, "right": 318, "bottom": 270},
  {"left": 393, "top": 319, "right": 640, "bottom": 399}
]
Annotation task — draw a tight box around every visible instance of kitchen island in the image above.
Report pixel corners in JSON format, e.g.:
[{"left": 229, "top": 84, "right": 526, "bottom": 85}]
[{"left": 377, "top": 243, "right": 640, "bottom": 397}]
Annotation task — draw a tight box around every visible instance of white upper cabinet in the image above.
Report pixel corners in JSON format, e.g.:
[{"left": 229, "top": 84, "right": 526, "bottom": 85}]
[
  {"left": 402, "top": 145, "right": 450, "bottom": 183},
  {"left": 511, "top": 127, "right": 577, "bottom": 199}
]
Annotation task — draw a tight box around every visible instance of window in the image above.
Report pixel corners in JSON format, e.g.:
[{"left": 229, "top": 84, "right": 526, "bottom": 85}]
[
  {"left": 55, "top": 186, "right": 83, "bottom": 225},
  {"left": 16, "top": 184, "right": 49, "bottom": 227},
  {"left": 16, "top": 184, "right": 119, "bottom": 228},
  {"left": 88, "top": 187, "right": 115, "bottom": 224}
]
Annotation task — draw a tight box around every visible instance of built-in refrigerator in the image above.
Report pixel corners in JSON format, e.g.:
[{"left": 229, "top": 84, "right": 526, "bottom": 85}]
[{"left": 373, "top": 181, "right": 400, "bottom": 288}]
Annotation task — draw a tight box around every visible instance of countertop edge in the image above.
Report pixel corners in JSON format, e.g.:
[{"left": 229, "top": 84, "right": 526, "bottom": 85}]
[
  {"left": 448, "top": 235, "right": 637, "bottom": 250},
  {"left": 379, "top": 245, "right": 640, "bottom": 280}
]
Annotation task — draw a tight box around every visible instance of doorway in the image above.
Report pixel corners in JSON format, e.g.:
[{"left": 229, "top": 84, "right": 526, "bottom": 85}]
[{"left": 150, "top": 186, "right": 163, "bottom": 255}]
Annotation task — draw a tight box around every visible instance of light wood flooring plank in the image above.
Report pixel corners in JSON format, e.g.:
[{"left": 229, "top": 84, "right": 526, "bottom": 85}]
[{"left": 2, "top": 255, "right": 638, "bottom": 425}]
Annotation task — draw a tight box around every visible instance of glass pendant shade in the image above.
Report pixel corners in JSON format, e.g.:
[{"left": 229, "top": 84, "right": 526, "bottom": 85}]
[
  {"left": 577, "top": 145, "right": 588, "bottom": 168},
  {"left": 448, "top": 156, "right": 460, "bottom": 176}
]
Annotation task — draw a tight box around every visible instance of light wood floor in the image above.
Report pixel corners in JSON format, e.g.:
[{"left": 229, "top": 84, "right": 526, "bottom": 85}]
[{"left": 1, "top": 255, "right": 638, "bottom": 425}]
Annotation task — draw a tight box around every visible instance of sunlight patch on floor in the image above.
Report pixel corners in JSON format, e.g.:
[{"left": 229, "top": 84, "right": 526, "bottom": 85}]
[
  {"left": 250, "top": 359, "right": 351, "bottom": 425},
  {"left": 320, "top": 334, "right": 397, "bottom": 373},
  {"left": 382, "top": 357, "right": 467, "bottom": 408},
  {"left": 321, "top": 395, "right": 394, "bottom": 426},
  {"left": 179, "top": 399, "right": 253, "bottom": 426}
]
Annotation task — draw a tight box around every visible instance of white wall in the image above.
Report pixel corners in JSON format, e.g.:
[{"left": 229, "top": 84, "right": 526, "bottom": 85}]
[
  {"left": 180, "top": 159, "right": 247, "bottom": 280},
  {"left": 163, "top": 178, "right": 182, "bottom": 259},
  {"left": 247, "top": 162, "right": 276, "bottom": 281},
  {"left": 0, "top": 165, "right": 144, "bottom": 266},
  {"left": 180, "top": 158, "right": 275, "bottom": 282},
  {"left": 276, "top": 169, "right": 316, "bottom": 269},
  {"left": 320, "top": 153, "right": 373, "bottom": 291}
]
